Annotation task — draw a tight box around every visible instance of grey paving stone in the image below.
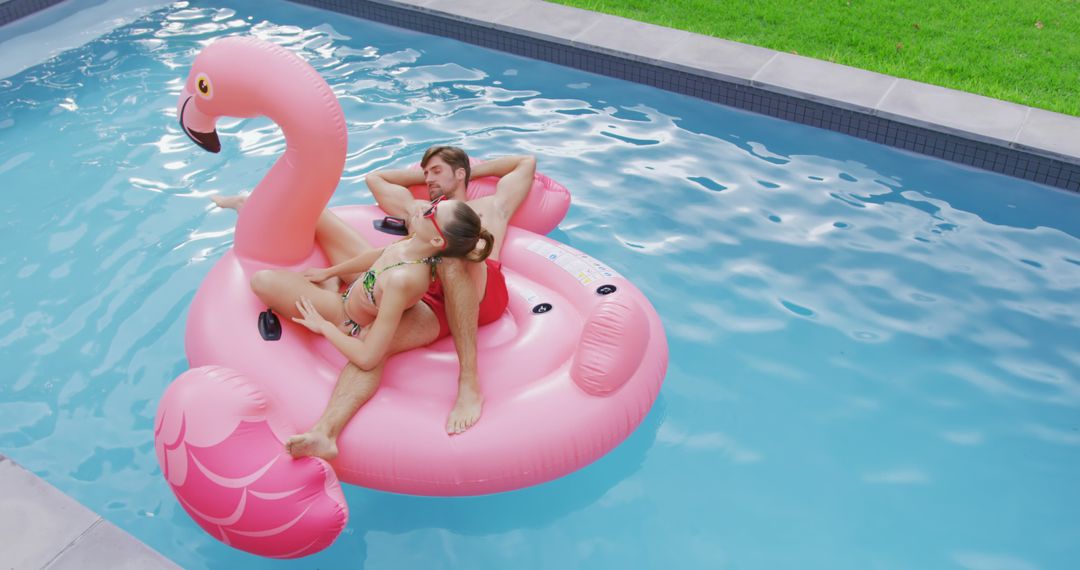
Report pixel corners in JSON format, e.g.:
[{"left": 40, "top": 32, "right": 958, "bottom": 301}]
[
  {"left": 1013, "top": 107, "right": 1080, "bottom": 166},
  {"left": 45, "top": 521, "right": 181, "bottom": 570},
  {"left": 752, "top": 52, "right": 897, "bottom": 112},
  {"left": 569, "top": 12, "right": 688, "bottom": 63},
  {"left": 876, "top": 79, "right": 1030, "bottom": 145},
  {"left": 421, "top": 0, "right": 533, "bottom": 26},
  {"left": 659, "top": 33, "right": 776, "bottom": 86},
  {"left": 0, "top": 456, "right": 99, "bottom": 570},
  {"left": 494, "top": 1, "right": 600, "bottom": 43}
]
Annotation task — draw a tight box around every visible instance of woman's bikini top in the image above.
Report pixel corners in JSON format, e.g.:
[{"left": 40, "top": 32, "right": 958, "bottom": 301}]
[
  {"left": 340, "top": 255, "right": 439, "bottom": 336},
  {"left": 349, "top": 256, "right": 439, "bottom": 307}
]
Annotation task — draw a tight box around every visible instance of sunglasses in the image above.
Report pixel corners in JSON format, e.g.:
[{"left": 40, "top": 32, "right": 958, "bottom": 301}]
[{"left": 423, "top": 195, "right": 448, "bottom": 250}]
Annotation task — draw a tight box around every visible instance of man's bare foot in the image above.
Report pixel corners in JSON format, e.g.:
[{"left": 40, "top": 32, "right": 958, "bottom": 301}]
[
  {"left": 210, "top": 194, "right": 247, "bottom": 210},
  {"left": 446, "top": 383, "right": 483, "bottom": 435},
  {"left": 285, "top": 431, "right": 338, "bottom": 461}
]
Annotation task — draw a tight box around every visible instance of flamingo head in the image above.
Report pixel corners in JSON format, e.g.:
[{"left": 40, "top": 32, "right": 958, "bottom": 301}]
[
  {"left": 177, "top": 79, "right": 221, "bottom": 153},
  {"left": 174, "top": 36, "right": 348, "bottom": 266},
  {"left": 176, "top": 37, "right": 271, "bottom": 154}
]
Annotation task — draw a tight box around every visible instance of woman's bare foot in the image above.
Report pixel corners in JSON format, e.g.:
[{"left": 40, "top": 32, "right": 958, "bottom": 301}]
[
  {"left": 285, "top": 431, "right": 339, "bottom": 461},
  {"left": 210, "top": 194, "right": 247, "bottom": 210},
  {"left": 446, "top": 382, "right": 483, "bottom": 435}
]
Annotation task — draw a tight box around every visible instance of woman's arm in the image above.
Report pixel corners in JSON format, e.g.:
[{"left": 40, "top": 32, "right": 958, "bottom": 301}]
[
  {"left": 304, "top": 248, "right": 382, "bottom": 283},
  {"left": 327, "top": 249, "right": 382, "bottom": 278},
  {"left": 292, "top": 272, "right": 421, "bottom": 370},
  {"left": 340, "top": 280, "right": 412, "bottom": 369}
]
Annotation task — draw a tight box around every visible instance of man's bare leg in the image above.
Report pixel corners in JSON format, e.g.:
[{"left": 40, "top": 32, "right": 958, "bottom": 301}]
[
  {"left": 284, "top": 361, "right": 381, "bottom": 461},
  {"left": 447, "top": 372, "right": 483, "bottom": 435},
  {"left": 286, "top": 303, "right": 441, "bottom": 459},
  {"left": 439, "top": 258, "right": 485, "bottom": 435}
]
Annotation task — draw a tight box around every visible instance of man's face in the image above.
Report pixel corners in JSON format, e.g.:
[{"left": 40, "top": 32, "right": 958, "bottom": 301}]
[{"left": 423, "top": 156, "right": 464, "bottom": 200}]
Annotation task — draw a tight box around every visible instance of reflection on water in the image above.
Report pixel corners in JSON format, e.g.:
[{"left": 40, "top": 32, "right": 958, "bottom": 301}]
[{"left": 1, "top": 0, "right": 1078, "bottom": 569}]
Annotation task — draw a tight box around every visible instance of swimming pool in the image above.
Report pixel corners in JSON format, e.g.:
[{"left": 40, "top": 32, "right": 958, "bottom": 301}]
[{"left": 1, "top": 0, "right": 1078, "bottom": 567}]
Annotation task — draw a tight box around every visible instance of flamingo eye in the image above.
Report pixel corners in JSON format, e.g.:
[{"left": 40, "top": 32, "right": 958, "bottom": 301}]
[{"left": 195, "top": 73, "right": 213, "bottom": 99}]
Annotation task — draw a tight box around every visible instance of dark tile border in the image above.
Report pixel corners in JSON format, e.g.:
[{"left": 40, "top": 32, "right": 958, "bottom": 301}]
[
  {"left": 0, "top": 0, "right": 66, "bottom": 26},
  {"left": 287, "top": 0, "right": 1080, "bottom": 193},
  {"left": 1, "top": 0, "right": 1077, "bottom": 194}
]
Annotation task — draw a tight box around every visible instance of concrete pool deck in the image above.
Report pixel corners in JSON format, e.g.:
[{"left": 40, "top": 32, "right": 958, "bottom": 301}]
[{"left": 0, "top": 454, "right": 179, "bottom": 569}]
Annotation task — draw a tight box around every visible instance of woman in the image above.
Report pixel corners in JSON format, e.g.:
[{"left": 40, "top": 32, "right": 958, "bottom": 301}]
[{"left": 243, "top": 195, "right": 494, "bottom": 371}]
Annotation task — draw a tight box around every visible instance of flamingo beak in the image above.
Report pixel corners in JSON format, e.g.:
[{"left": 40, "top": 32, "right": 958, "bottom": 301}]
[{"left": 177, "top": 88, "right": 221, "bottom": 153}]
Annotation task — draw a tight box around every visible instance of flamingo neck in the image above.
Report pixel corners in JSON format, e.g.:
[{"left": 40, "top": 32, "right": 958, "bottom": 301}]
[{"left": 230, "top": 55, "right": 347, "bottom": 266}]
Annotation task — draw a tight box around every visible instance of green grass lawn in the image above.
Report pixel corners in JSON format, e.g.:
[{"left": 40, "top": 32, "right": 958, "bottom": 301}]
[{"left": 550, "top": 0, "right": 1080, "bottom": 116}]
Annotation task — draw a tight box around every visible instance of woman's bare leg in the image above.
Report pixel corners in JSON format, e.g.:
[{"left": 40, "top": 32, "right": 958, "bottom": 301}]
[
  {"left": 313, "top": 208, "right": 370, "bottom": 265},
  {"left": 312, "top": 208, "right": 375, "bottom": 288},
  {"left": 250, "top": 269, "right": 347, "bottom": 324},
  {"left": 213, "top": 194, "right": 373, "bottom": 286},
  {"left": 285, "top": 303, "right": 442, "bottom": 460}
]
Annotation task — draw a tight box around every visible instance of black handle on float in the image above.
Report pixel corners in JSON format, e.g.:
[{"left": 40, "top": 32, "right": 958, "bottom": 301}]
[
  {"left": 373, "top": 216, "right": 409, "bottom": 236},
  {"left": 258, "top": 309, "right": 282, "bottom": 341}
]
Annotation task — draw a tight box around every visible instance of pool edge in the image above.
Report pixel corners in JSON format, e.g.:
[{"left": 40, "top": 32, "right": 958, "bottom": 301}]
[
  {"left": 286, "top": 0, "right": 1080, "bottom": 193},
  {"left": 0, "top": 0, "right": 67, "bottom": 25},
  {"left": 3, "top": 0, "right": 1076, "bottom": 192},
  {"left": 0, "top": 453, "right": 180, "bottom": 569}
]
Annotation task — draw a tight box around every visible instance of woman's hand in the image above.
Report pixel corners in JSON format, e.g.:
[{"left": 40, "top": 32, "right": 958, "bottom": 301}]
[
  {"left": 292, "top": 296, "right": 333, "bottom": 336},
  {"left": 302, "top": 267, "right": 333, "bottom": 284}
]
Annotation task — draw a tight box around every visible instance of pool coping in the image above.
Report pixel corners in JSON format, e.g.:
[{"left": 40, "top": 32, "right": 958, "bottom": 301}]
[
  {"left": 0, "top": 0, "right": 65, "bottom": 23},
  {"left": 285, "top": 0, "right": 1080, "bottom": 193},
  {"left": 2, "top": 0, "right": 1077, "bottom": 191},
  {"left": 0, "top": 453, "right": 180, "bottom": 569}
]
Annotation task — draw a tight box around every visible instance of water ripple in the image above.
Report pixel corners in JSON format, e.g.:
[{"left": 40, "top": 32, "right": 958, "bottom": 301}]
[{"left": 1, "top": 3, "right": 1078, "bottom": 568}]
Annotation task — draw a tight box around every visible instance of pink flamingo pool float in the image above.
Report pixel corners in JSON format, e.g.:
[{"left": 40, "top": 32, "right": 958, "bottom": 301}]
[{"left": 155, "top": 36, "right": 668, "bottom": 558}]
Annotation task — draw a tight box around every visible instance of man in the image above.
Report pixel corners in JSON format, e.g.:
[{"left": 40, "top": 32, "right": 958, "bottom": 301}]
[{"left": 281, "top": 146, "right": 536, "bottom": 460}]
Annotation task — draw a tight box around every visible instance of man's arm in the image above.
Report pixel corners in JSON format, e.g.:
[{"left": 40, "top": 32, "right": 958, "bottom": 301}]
[
  {"left": 365, "top": 168, "right": 426, "bottom": 219},
  {"left": 471, "top": 155, "right": 536, "bottom": 220},
  {"left": 438, "top": 258, "right": 480, "bottom": 381}
]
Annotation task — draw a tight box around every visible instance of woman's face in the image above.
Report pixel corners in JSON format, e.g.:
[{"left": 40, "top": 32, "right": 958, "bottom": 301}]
[{"left": 412, "top": 197, "right": 456, "bottom": 250}]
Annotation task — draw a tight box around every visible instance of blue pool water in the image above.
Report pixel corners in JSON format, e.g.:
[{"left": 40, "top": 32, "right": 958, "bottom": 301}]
[{"left": 2, "top": 1, "right": 1079, "bottom": 568}]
